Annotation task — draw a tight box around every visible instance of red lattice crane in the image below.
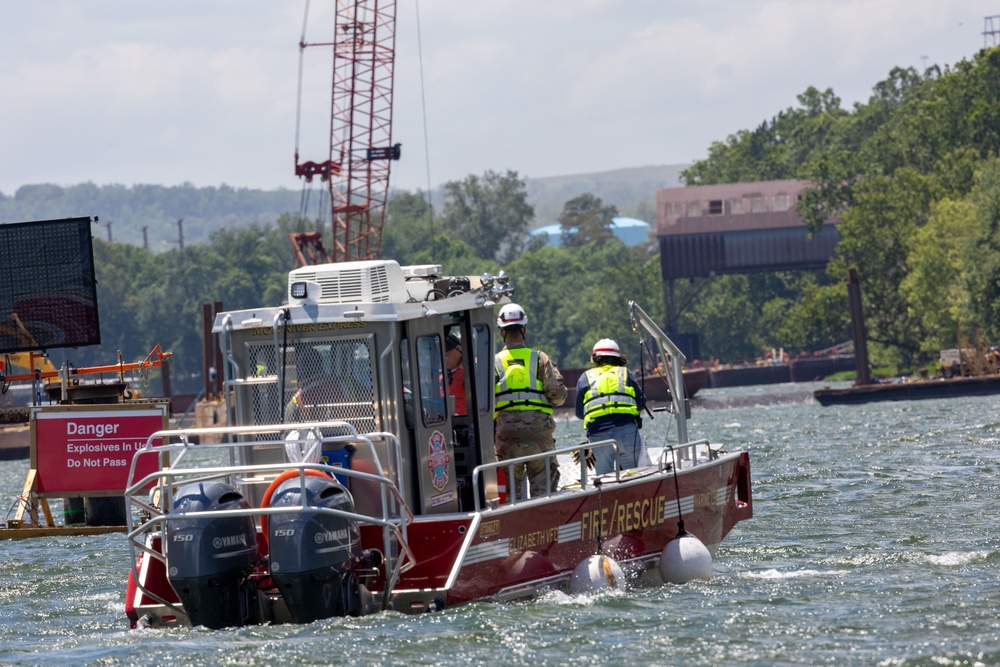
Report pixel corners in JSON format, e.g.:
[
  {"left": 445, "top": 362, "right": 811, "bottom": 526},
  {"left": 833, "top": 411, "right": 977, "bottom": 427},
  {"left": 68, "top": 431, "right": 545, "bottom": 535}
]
[{"left": 294, "top": 0, "right": 400, "bottom": 263}]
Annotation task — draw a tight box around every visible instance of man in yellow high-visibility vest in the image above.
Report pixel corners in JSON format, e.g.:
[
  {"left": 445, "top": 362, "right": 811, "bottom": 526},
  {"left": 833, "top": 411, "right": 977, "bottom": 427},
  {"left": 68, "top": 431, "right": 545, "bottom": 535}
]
[
  {"left": 494, "top": 303, "right": 566, "bottom": 500},
  {"left": 575, "top": 338, "right": 650, "bottom": 475}
]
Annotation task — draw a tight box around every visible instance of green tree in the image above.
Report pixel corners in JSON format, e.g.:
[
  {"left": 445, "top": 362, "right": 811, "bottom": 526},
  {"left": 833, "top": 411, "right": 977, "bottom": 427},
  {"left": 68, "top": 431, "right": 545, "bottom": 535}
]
[
  {"left": 441, "top": 170, "right": 534, "bottom": 263},
  {"left": 830, "top": 168, "right": 940, "bottom": 366},
  {"left": 775, "top": 277, "right": 850, "bottom": 354},
  {"left": 504, "top": 241, "right": 662, "bottom": 369},
  {"left": 207, "top": 223, "right": 289, "bottom": 308},
  {"left": 86, "top": 240, "right": 159, "bottom": 370},
  {"left": 502, "top": 245, "right": 589, "bottom": 365},
  {"left": 680, "top": 275, "right": 761, "bottom": 362},
  {"left": 381, "top": 190, "right": 437, "bottom": 264},
  {"left": 899, "top": 197, "right": 977, "bottom": 355},
  {"left": 563, "top": 247, "right": 664, "bottom": 367},
  {"left": 963, "top": 157, "right": 1000, "bottom": 344},
  {"left": 558, "top": 193, "right": 618, "bottom": 247}
]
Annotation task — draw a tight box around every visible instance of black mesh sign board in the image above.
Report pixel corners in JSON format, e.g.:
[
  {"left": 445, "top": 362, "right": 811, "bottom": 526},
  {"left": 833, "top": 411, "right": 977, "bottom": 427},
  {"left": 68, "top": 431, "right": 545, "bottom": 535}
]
[{"left": 0, "top": 216, "right": 101, "bottom": 354}]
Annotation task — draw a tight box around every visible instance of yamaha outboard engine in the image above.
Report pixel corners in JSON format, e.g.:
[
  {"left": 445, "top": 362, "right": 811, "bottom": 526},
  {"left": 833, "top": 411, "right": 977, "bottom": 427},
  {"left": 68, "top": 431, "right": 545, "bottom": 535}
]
[
  {"left": 268, "top": 474, "right": 379, "bottom": 623},
  {"left": 166, "top": 481, "right": 259, "bottom": 629}
]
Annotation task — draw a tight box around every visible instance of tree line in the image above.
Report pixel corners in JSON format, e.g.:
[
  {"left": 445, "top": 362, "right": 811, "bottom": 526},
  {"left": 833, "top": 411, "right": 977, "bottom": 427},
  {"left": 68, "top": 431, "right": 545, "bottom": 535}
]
[{"left": 683, "top": 47, "right": 1000, "bottom": 370}]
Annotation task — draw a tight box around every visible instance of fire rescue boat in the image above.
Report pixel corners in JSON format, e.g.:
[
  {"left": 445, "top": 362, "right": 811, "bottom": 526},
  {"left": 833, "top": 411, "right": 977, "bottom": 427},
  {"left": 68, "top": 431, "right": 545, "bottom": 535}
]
[{"left": 124, "top": 260, "right": 752, "bottom": 629}]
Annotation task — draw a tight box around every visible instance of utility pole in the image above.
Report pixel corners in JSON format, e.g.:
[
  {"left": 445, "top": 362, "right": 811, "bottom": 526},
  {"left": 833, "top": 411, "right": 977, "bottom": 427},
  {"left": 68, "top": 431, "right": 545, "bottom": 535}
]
[
  {"left": 142, "top": 226, "right": 149, "bottom": 250},
  {"left": 177, "top": 219, "right": 184, "bottom": 252},
  {"left": 985, "top": 15, "right": 1000, "bottom": 48},
  {"left": 105, "top": 221, "right": 113, "bottom": 243}
]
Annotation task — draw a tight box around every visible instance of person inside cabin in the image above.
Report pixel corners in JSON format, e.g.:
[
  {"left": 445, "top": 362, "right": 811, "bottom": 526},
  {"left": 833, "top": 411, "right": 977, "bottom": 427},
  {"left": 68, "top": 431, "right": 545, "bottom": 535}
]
[
  {"left": 575, "top": 338, "right": 651, "bottom": 475},
  {"left": 284, "top": 345, "right": 327, "bottom": 423},
  {"left": 445, "top": 332, "right": 466, "bottom": 417},
  {"left": 493, "top": 303, "right": 567, "bottom": 500}
]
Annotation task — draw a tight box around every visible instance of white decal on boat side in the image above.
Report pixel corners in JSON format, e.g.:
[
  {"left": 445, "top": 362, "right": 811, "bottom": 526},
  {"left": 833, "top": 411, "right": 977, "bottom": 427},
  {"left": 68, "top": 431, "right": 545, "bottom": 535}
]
[
  {"left": 662, "top": 495, "right": 696, "bottom": 521},
  {"left": 464, "top": 540, "right": 510, "bottom": 565},
  {"left": 557, "top": 521, "right": 581, "bottom": 543},
  {"left": 430, "top": 491, "right": 455, "bottom": 507}
]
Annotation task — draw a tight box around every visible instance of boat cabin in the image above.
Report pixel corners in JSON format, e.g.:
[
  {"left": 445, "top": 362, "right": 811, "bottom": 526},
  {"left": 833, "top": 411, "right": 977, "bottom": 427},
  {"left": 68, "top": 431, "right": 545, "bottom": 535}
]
[{"left": 213, "top": 260, "right": 510, "bottom": 516}]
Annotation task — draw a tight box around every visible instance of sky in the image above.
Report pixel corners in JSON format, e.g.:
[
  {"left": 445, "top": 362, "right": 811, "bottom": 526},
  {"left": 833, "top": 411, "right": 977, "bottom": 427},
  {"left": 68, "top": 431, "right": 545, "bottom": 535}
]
[{"left": 1, "top": 1, "right": 998, "bottom": 198}]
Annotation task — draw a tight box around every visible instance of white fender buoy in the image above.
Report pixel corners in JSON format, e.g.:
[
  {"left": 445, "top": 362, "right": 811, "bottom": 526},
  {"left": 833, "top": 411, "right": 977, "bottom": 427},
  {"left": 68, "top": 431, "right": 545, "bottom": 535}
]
[
  {"left": 570, "top": 555, "right": 625, "bottom": 593},
  {"left": 659, "top": 532, "right": 713, "bottom": 584}
]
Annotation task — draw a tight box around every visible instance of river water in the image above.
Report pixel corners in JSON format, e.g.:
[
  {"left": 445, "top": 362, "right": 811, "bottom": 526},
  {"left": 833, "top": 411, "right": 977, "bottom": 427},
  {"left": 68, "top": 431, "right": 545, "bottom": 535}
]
[{"left": 1, "top": 382, "right": 998, "bottom": 666}]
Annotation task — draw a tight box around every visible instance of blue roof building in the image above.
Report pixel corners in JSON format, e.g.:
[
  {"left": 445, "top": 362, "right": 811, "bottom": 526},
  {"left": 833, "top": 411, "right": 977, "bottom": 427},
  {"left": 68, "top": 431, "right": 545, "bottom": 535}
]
[{"left": 528, "top": 217, "right": 650, "bottom": 247}]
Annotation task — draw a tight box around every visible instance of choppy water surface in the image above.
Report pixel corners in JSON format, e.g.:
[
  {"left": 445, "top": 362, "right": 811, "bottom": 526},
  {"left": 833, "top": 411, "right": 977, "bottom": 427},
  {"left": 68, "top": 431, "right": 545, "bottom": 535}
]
[{"left": 2, "top": 383, "right": 998, "bottom": 666}]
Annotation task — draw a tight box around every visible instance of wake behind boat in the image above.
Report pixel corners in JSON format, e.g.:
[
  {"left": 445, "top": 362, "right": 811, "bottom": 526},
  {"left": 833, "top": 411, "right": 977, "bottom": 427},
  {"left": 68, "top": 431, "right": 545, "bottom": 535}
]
[{"left": 124, "top": 260, "right": 752, "bottom": 629}]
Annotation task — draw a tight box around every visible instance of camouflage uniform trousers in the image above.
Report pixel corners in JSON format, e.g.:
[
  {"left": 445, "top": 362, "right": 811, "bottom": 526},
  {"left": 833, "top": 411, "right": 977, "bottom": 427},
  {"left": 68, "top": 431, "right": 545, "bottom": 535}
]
[{"left": 494, "top": 410, "right": 559, "bottom": 500}]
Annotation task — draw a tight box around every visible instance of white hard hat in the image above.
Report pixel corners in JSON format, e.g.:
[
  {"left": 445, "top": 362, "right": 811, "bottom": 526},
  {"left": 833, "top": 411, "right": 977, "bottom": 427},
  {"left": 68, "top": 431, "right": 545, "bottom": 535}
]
[
  {"left": 592, "top": 338, "right": 621, "bottom": 358},
  {"left": 497, "top": 303, "right": 528, "bottom": 328}
]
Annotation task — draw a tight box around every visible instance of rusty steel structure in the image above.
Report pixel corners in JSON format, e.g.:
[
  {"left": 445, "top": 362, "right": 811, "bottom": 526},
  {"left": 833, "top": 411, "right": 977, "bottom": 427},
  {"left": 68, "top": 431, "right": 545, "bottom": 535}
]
[{"left": 294, "top": 0, "right": 400, "bottom": 262}]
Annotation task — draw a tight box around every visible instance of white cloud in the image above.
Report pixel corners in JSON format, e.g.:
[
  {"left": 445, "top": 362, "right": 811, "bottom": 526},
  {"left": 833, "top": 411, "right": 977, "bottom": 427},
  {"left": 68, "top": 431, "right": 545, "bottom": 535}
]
[{"left": 0, "top": 0, "right": 995, "bottom": 198}]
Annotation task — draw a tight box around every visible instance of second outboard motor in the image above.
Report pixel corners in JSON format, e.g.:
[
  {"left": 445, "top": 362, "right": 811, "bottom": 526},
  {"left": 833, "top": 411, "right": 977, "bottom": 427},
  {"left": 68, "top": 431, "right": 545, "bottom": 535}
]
[
  {"left": 268, "top": 475, "right": 379, "bottom": 623},
  {"left": 166, "top": 481, "right": 259, "bottom": 629}
]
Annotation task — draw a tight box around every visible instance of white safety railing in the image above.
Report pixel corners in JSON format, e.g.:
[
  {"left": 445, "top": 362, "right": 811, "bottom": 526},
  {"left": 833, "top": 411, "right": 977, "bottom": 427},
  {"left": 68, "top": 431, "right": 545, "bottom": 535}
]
[{"left": 471, "top": 437, "right": 719, "bottom": 512}]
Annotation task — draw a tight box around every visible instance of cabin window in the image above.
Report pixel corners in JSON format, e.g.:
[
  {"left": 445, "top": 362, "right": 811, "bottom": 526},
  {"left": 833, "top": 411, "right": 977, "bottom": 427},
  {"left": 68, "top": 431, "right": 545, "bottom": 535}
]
[
  {"left": 687, "top": 201, "right": 702, "bottom": 217},
  {"left": 708, "top": 199, "right": 723, "bottom": 215},
  {"left": 471, "top": 324, "right": 492, "bottom": 415},
  {"left": 751, "top": 196, "right": 767, "bottom": 213},
  {"left": 283, "top": 337, "right": 377, "bottom": 432},
  {"left": 244, "top": 341, "right": 281, "bottom": 424},
  {"left": 773, "top": 194, "right": 789, "bottom": 211},
  {"left": 416, "top": 334, "right": 447, "bottom": 426},
  {"left": 730, "top": 198, "right": 745, "bottom": 214}
]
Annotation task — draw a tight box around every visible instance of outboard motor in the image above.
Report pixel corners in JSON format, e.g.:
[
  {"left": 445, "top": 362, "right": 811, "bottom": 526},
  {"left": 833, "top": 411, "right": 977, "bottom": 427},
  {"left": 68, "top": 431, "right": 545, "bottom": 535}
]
[
  {"left": 267, "top": 474, "right": 380, "bottom": 623},
  {"left": 165, "top": 481, "right": 259, "bottom": 629}
]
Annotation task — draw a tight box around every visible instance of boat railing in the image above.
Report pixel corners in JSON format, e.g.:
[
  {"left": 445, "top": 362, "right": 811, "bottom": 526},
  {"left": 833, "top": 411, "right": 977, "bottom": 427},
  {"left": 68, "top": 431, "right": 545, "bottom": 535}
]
[
  {"left": 470, "top": 441, "right": 617, "bottom": 511},
  {"left": 470, "top": 438, "right": 719, "bottom": 512},
  {"left": 658, "top": 439, "right": 716, "bottom": 469},
  {"left": 127, "top": 420, "right": 407, "bottom": 501},
  {"left": 124, "top": 422, "right": 416, "bottom": 615}
]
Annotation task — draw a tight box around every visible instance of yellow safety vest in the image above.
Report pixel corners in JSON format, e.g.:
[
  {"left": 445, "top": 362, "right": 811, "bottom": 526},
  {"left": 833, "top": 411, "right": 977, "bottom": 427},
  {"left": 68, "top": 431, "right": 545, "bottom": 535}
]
[
  {"left": 581, "top": 365, "right": 638, "bottom": 427},
  {"left": 494, "top": 347, "right": 552, "bottom": 416}
]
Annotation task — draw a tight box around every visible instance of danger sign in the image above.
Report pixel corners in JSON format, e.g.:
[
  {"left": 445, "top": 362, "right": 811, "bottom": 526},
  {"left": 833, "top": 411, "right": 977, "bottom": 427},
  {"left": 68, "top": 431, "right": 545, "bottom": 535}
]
[{"left": 31, "top": 404, "right": 168, "bottom": 495}]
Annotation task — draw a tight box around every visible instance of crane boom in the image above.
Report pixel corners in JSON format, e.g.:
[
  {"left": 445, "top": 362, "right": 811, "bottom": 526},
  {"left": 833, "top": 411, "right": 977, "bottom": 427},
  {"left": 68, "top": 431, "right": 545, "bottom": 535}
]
[{"left": 295, "top": 0, "right": 399, "bottom": 262}]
